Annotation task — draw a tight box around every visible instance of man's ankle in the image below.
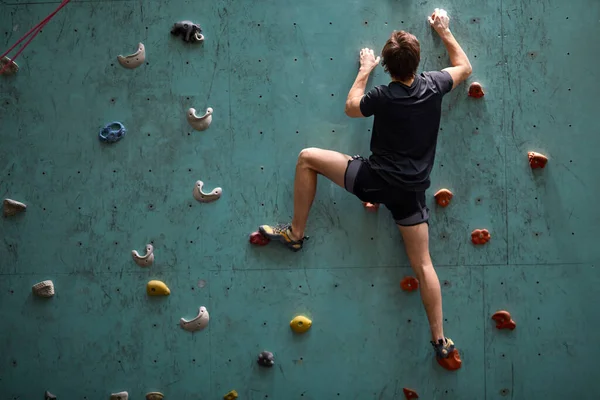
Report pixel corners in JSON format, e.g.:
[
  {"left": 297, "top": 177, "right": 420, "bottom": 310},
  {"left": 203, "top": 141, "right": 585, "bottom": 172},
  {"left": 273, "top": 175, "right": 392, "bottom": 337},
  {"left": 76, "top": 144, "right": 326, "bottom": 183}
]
[{"left": 289, "top": 225, "right": 303, "bottom": 241}]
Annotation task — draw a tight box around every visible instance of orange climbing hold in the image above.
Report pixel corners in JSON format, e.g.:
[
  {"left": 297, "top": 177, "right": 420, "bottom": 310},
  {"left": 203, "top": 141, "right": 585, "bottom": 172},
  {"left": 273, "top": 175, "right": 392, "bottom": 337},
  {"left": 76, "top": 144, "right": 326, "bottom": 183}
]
[
  {"left": 437, "top": 348, "right": 462, "bottom": 371},
  {"left": 471, "top": 229, "right": 491, "bottom": 245},
  {"left": 528, "top": 151, "right": 548, "bottom": 169},
  {"left": 468, "top": 82, "right": 485, "bottom": 98},
  {"left": 403, "top": 388, "right": 419, "bottom": 399},
  {"left": 434, "top": 189, "right": 453, "bottom": 207},
  {"left": 363, "top": 202, "right": 379, "bottom": 212},
  {"left": 492, "top": 310, "right": 516, "bottom": 330},
  {"left": 400, "top": 276, "right": 419, "bottom": 292}
]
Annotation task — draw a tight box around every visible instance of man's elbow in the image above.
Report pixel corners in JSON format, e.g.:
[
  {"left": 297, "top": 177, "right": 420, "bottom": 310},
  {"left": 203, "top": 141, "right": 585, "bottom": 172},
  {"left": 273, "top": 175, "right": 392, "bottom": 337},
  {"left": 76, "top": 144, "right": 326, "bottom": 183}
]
[
  {"left": 345, "top": 102, "right": 362, "bottom": 118},
  {"left": 464, "top": 62, "right": 473, "bottom": 78},
  {"left": 344, "top": 103, "right": 355, "bottom": 118},
  {"left": 466, "top": 64, "right": 473, "bottom": 77}
]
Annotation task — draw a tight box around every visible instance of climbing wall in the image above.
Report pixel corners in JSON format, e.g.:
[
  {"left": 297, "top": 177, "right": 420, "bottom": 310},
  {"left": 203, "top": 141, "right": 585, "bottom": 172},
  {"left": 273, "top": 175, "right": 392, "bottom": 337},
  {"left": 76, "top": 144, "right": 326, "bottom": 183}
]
[{"left": 1, "top": 0, "right": 599, "bottom": 398}]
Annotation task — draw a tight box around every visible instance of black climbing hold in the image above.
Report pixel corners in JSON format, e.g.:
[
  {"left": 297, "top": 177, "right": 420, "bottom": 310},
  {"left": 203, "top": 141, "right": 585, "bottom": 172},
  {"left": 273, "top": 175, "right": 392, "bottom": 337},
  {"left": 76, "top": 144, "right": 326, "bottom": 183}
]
[
  {"left": 99, "top": 121, "right": 126, "bottom": 143},
  {"left": 257, "top": 350, "right": 275, "bottom": 367},
  {"left": 45, "top": 391, "right": 57, "bottom": 400},
  {"left": 171, "top": 21, "right": 204, "bottom": 43}
]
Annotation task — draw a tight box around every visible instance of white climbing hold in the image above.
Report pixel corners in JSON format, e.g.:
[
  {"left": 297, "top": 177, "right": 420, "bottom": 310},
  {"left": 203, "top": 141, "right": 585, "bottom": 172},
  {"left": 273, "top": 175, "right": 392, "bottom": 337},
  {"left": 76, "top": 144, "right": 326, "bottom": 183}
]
[
  {"left": 3, "top": 198, "right": 26, "bottom": 217},
  {"left": 187, "top": 107, "right": 213, "bottom": 131},
  {"left": 132, "top": 244, "right": 154, "bottom": 267},
  {"left": 180, "top": 306, "right": 210, "bottom": 332},
  {"left": 32, "top": 280, "right": 55, "bottom": 298},
  {"left": 0, "top": 56, "right": 18, "bottom": 75},
  {"left": 193, "top": 180, "right": 222, "bottom": 203},
  {"left": 117, "top": 43, "right": 145, "bottom": 69},
  {"left": 110, "top": 391, "right": 128, "bottom": 400}
]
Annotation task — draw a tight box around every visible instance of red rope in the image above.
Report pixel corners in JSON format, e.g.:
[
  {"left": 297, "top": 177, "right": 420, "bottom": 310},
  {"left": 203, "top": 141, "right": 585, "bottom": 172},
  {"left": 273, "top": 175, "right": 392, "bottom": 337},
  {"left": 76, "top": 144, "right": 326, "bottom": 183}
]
[{"left": 0, "top": 0, "right": 71, "bottom": 75}]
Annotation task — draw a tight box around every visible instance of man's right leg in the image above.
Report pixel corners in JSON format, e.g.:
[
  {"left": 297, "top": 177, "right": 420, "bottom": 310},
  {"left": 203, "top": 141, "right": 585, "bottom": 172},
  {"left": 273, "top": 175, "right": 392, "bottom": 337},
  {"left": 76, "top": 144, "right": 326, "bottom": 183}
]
[{"left": 259, "top": 147, "right": 352, "bottom": 251}]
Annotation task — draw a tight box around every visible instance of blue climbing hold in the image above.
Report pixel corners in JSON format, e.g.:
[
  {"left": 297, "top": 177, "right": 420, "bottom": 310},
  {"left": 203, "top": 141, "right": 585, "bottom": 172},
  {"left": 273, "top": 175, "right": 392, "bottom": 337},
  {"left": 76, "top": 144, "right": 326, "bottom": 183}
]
[{"left": 99, "top": 121, "right": 127, "bottom": 143}]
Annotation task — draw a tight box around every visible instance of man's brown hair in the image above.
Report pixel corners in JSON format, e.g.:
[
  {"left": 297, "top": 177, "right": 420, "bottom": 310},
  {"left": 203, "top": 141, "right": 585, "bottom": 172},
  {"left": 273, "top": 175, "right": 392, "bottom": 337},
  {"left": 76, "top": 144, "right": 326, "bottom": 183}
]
[{"left": 381, "top": 31, "right": 421, "bottom": 81}]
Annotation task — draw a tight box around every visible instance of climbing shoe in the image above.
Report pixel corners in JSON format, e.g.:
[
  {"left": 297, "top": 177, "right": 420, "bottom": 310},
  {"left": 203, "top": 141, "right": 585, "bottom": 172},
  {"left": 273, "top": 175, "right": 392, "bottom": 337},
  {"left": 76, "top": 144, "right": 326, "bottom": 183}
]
[
  {"left": 258, "top": 223, "right": 305, "bottom": 252},
  {"left": 431, "top": 337, "right": 455, "bottom": 358},
  {"left": 431, "top": 337, "right": 462, "bottom": 371}
]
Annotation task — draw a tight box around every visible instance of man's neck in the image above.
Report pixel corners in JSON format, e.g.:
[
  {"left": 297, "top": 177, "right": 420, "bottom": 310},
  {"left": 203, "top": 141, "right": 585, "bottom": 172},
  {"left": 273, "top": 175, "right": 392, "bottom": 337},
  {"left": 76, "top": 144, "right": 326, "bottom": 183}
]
[{"left": 392, "top": 75, "right": 415, "bottom": 86}]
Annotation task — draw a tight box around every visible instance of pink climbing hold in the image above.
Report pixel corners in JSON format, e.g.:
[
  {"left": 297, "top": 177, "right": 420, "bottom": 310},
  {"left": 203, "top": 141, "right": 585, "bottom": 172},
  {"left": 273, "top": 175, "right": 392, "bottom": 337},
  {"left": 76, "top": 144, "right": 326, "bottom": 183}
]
[
  {"left": 528, "top": 151, "right": 548, "bottom": 169},
  {"left": 468, "top": 82, "right": 485, "bottom": 98},
  {"left": 434, "top": 189, "right": 453, "bottom": 207},
  {"left": 471, "top": 229, "right": 491, "bottom": 245},
  {"left": 249, "top": 231, "right": 270, "bottom": 246},
  {"left": 492, "top": 310, "right": 516, "bottom": 330},
  {"left": 400, "top": 276, "right": 419, "bottom": 292},
  {"left": 403, "top": 388, "right": 419, "bottom": 399},
  {"left": 362, "top": 202, "right": 379, "bottom": 212}
]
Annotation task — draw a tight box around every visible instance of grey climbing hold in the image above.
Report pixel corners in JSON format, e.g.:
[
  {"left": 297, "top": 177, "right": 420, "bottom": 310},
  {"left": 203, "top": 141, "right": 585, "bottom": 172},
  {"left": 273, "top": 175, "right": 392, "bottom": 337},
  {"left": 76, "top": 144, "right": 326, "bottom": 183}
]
[
  {"left": 257, "top": 351, "right": 275, "bottom": 367},
  {"left": 180, "top": 306, "right": 210, "bottom": 332},
  {"left": 187, "top": 107, "right": 213, "bottom": 131},
  {"left": 110, "top": 391, "right": 128, "bottom": 400},
  {"left": 3, "top": 198, "right": 26, "bottom": 217},
  {"left": 193, "top": 180, "right": 222, "bottom": 203},
  {"left": 117, "top": 42, "right": 146, "bottom": 69},
  {"left": 32, "top": 280, "right": 55, "bottom": 298},
  {"left": 0, "top": 56, "right": 18, "bottom": 75},
  {"left": 146, "top": 392, "right": 164, "bottom": 400},
  {"left": 132, "top": 244, "right": 154, "bottom": 267},
  {"left": 171, "top": 21, "right": 204, "bottom": 43},
  {"left": 45, "top": 390, "right": 57, "bottom": 400}
]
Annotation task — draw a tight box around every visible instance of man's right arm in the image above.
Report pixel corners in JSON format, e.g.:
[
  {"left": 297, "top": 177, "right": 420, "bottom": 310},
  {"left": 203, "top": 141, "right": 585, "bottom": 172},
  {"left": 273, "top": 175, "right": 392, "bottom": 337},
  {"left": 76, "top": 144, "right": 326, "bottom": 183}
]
[{"left": 429, "top": 9, "right": 472, "bottom": 90}]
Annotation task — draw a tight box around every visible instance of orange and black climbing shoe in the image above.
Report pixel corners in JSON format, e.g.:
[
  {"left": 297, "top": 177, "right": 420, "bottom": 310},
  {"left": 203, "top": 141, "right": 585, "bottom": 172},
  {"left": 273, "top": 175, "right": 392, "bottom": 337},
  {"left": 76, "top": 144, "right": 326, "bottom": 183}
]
[
  {"left": 432, "top": 337, "right": 462, "bottom": 371},
  {"left": 258, "top": 223, "right": 306, "bottom": 252}
]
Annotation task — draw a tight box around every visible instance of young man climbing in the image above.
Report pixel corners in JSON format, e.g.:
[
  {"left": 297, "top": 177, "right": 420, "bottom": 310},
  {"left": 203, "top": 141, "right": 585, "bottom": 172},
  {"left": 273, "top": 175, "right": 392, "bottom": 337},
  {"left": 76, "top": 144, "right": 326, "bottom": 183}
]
[{"left": 258, "top": 9, "right": 472, "bottom": 369}]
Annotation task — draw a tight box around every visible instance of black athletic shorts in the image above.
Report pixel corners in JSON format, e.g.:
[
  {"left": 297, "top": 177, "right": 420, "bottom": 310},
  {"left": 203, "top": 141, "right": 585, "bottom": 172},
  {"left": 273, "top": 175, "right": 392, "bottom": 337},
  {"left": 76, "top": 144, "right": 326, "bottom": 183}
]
[{"left": 344, "top": 156, "right": 429, "bottom": 226}]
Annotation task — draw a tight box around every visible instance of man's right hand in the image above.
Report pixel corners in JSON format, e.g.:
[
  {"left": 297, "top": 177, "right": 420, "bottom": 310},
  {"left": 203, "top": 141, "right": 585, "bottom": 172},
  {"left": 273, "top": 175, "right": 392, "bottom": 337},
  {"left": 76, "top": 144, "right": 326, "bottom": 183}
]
[
  {"left": 428, "top": 8, "right": 450, "bottom": 35},
  {"left": 429, "top": 8, "right": 473, "bottom": 90}
]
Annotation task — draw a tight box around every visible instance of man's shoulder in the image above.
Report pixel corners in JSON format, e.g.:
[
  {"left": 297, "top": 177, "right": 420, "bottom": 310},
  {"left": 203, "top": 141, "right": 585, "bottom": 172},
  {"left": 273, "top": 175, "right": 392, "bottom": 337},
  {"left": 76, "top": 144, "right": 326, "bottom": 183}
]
[{"left": 419, "top": 70, "right": 453, "bottom": 94}]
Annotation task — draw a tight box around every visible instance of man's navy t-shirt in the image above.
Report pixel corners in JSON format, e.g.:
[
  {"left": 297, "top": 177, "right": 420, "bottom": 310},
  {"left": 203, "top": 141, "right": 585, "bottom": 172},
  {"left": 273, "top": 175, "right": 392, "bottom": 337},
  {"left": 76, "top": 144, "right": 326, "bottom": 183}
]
[{"left": 359, "top": 70, "right": 454, "bottom": 191}]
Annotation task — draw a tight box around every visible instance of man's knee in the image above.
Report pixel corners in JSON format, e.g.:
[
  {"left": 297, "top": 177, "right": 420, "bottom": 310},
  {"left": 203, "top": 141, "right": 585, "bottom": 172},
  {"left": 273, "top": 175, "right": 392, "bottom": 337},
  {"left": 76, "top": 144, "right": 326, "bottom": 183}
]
[
  {"left": 409, "top": 262, "right": 433, "bottom": 278},
  {"left": 297, "top": 147, "right": 321, "bottom": 167}
]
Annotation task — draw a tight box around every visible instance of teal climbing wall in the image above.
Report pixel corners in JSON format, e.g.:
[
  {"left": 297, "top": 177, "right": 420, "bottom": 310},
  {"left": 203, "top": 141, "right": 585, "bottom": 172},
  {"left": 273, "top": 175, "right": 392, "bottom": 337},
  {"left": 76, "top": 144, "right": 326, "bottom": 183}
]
[{"left": 1, "top": 0, "right": 599, "bottom": 398}]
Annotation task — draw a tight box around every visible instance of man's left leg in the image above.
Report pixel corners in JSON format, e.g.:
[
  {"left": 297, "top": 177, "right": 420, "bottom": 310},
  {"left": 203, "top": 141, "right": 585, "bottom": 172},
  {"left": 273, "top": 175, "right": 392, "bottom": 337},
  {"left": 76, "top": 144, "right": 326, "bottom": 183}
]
[
  {"left": 387, "top": 192, "right": 462, "bottom": 371},
  {"left": 259, "top": 147, "right": 352, "bottom": 251}
]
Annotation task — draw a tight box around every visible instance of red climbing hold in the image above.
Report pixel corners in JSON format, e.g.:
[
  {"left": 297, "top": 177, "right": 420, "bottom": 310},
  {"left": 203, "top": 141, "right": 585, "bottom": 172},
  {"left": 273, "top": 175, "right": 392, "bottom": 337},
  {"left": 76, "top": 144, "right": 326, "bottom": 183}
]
[
  {"left": 403, "top": 388, "right": 419, "bottom": 399},
  {"left": 362, "top": 202, "right": 379, "bottom": 212},
  {"left": 492, "top": 310, "right": 516, "bottom": 330},
  {"left": 437, "top": 348, "right": 462, "bottom": 371},
  {"left": 471, "top": 229, "right": 491, "bottom": 245},
  {"left": 528, "top": 151, "right": 548, "bottom": 169},
  {"left": 468, "top": 82, "right": 485, "bottom": 98},
  {"left": 400, "top": 276, "right": 419, "bottom": 292},
  {"left": 249, "top": 231, "right": 270, "bottom": 246},
  {"left": 434, "top": 189, "right": 453, "bottom": 207}
]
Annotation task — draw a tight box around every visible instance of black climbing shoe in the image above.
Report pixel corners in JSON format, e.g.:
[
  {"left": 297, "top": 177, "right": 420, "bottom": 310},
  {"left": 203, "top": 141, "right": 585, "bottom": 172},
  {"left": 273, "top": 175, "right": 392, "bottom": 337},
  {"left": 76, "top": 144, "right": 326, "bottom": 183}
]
[{"left": 431, "top": 337, "right": 455, "bottom": 359}]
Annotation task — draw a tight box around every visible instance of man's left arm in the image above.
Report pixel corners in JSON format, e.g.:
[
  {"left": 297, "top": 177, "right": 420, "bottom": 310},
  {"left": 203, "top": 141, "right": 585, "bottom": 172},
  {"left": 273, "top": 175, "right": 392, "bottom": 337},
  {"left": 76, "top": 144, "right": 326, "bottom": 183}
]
[{"left": 345, "top": 48, "right": 380, "bottom": 118}]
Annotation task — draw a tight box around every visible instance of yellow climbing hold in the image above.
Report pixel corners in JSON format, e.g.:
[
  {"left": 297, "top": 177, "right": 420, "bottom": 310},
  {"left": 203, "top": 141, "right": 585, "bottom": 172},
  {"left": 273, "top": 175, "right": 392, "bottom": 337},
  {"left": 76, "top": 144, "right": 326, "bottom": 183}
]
[
  {"left": 146, "top": 280, "right": 170, "bottom": 296},
  {"left": 223, "top": 390, "right": 238, "bottom": 400},
  {"left": 290, "top": 315, "right": 312, "bottom": 333}
]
